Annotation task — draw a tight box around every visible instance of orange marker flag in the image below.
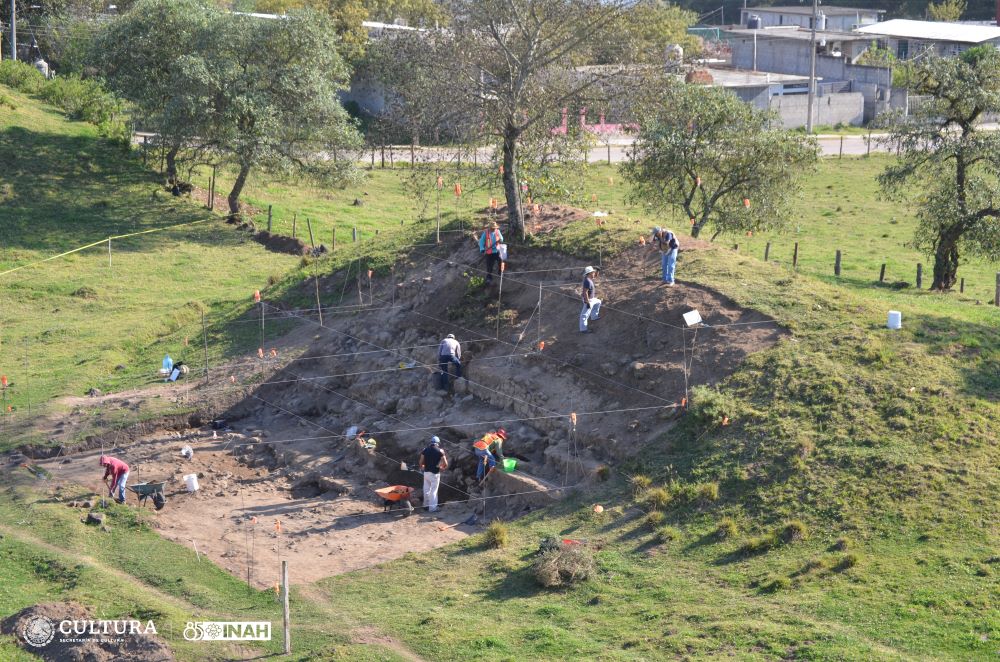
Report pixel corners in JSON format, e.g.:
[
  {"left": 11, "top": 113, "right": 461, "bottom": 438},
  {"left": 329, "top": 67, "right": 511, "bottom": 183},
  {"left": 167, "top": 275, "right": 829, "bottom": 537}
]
[
  {"left": 681, "top": 397, "right": 687, "bottom": 409},
  {"left": 1, "top": 375, "right": 7, "bottom": 388},
  {"left": 500, "top": 262, "right": 506, "bottom": 273},
  {"left": 499, "top": 164, "right": 504, "bottom": 175},
  {"left": 253, "top": 290, "right": 261, "bottom": 303},
  {"left": 590, "top": 193, "right": 597, "bottom": 203},
  {"left": 639, "top": 236, "right": 646, "bottom": 245},
  {"left": 746, "top": 231, "right": 753, "bottom": 237},
  {"left": 570, "top": 412, "right": 577, "bottom": 427},
  {"left": 230, "top": 375, "right": 236, "bottom": 384},
  {"left": 743, "top": 198, "right": 751, "bottom": 208},
  {"left": 368, "top": 269, "right": 373, "bottom": 280},
  {"left": 722, "top": 416, "right": 730, "bottom": 426},
  {"left": 538, "top": 341, "right": 545, "bottom": 351},
  {"left": 258, "top": 347, "right": 264, "bottom": 359},
  {"left": 270, "top": 348, "right": 277, "bottom": 357},
  {"left": 695, "top": 176, "right": 702, "bottom": 187},
  {"left": 454, "top": 183, "right": 462, "bottom": 197},
  {"left": 274, "top": 520, "right": 282, "bottom": 533},
  {"left": 250, "top": 516, "right": 258, "bottom": 524},
  {"left": 690, "top": 217, "right": 696, "bottom": 225},
  {"left": 274, "top": 582, "right": 280, "bottom": 595},
  {"left": 532, "top": 204, "right": 540, "bottom": 214},
  {"left": 436, "top": 175, "right": 444, "bottom": 189},
  {"left": 489, "top": 198, "right": 497, "bottom": 209}
]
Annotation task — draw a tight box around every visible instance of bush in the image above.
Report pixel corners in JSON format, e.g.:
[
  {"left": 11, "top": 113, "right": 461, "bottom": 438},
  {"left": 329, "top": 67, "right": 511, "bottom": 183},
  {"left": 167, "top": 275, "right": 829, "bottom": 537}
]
[
  {"left": 688, "top": 385, "right": 740, "bottom": 427},
  {"left": 694, "top": 482, "right": 719, "bottom": 504},
  {"left": 643, "top": 487, "right": 671, "bottom": 511},
  {"left": 483, "top": 520, "right": 509, "bottom": 549},
  {"left": 833, "top": 553, "right": 860, "bottom": 572},
  {"left": 645, "top": 511, "right": 665, "bottom": 529},
  {"left": 656, "top": 525, "right": 681, "bottom": 544},
  {"left": 715, "top": 517, "right": 738, "bottom": 540},
  {"left": 0, "top": 60, "right": 45, "bottom": 93},
  {"left": 739, "top": 535, "right": 775, "bottom": 556},
  {"left": 831, "top": 537, "right": 851, "bottom": 552},
  {"left": 532, "top": 546, "right": 594, "bottom": 588},
  {"left": 761, "top": 575, "right": 791, "bottom": 592},
  {"left": 629, "top": 474, "right": 652, "bottom": 496},
  {"left": 777, "top": 520, "right": 809, "bottom": 544}
]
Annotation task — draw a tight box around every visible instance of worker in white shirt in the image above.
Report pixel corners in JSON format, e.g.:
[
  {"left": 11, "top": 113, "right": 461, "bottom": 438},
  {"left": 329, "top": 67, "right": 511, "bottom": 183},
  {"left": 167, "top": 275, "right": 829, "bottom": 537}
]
[
  {"left": 437, "top": 333, "right": 462, "bottom": 389},
  {"left": 579, "top": 266, "right": 601, "bottom": 334}
]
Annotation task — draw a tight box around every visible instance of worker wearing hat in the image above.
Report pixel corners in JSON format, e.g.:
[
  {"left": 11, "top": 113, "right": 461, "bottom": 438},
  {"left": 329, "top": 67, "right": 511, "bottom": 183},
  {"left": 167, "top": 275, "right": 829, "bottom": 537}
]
[
  {"left": 99, "top": 455, "right": 130, "bottom": 504},
  {"left": 579, "top": 266, "right": 602, "bottom": 334},
  {"left": 437, "top": 333, "right": 462, "bottom": 390},
  {"left": 651, "top": 226, "right": 679, "bottom": 285},
  {"left": 472, "top": 429, "right": 507, "bottom": 482},
  {"left": 419, "top": 436, "right": 449, "bottom": 512},
  {"left": 478, "top": 221, "right": 504, "bottom": 284}
]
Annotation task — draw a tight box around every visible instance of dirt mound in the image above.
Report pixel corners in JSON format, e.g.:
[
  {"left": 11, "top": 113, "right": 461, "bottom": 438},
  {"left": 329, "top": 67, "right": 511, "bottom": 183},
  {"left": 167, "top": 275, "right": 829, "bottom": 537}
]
[
  {"left": 254, "top": 230, "right": 310, "bottom": 256},
  {"left": 478, "top": 203, "right": 591, "bottom": 235},
  {"left": 1, "top": 602, "right": 174, "bottom": 662}
]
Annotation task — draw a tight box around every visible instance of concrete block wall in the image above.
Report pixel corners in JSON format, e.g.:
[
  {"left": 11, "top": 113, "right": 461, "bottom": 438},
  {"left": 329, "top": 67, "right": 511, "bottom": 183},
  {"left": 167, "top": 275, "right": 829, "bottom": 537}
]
[{"left": 769, "top": 92, "right": 865, "bottom": 128}]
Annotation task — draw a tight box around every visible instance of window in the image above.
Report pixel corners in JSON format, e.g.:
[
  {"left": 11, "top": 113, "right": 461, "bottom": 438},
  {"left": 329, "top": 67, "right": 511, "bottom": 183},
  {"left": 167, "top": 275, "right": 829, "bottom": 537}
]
[{"left": 896, "top": 39, "right": 909, "bottom": 59}]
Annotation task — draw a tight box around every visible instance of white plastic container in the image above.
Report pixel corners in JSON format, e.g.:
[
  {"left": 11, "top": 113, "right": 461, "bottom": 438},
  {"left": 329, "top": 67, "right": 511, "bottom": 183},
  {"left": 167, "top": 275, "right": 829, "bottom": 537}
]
[
  {"left": 887, "top": 311, "right": 902, "bottom": 330},
  {"left": 183, "top": 474, "right": 199, "bottom": 492}
]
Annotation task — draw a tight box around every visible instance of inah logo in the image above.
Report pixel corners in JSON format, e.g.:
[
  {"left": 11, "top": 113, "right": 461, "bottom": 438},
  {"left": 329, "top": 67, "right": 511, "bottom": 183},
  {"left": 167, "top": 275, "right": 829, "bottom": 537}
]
[
  {"left": 21, "top": 615, "right": 55, "bottom": 647},
  {"left": 184, "top": 621, "right": 271, "bottom": 641}
]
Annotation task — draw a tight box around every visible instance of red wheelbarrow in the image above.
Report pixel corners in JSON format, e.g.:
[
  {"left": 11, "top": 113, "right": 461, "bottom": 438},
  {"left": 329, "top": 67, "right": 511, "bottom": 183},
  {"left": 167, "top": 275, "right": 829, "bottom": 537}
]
[{"left": 373, "top": 485, "right": 415, "bottom": 514}]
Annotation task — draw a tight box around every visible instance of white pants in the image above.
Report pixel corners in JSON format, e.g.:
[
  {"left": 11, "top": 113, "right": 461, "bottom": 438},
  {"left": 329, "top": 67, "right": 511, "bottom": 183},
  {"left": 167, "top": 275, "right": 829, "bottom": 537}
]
[
  {"left": 579, "top": 298, "right": 601, "bottom": 331},
  {"left": 423, "top": 471, "right": 441, "bottom": 511}
]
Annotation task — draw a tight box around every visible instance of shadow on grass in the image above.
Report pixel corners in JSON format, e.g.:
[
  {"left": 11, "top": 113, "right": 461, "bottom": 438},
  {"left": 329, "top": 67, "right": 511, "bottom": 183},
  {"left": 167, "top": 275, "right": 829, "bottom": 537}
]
[{"left": 907, "top": 313, "right": 1000, "bottom": 401}]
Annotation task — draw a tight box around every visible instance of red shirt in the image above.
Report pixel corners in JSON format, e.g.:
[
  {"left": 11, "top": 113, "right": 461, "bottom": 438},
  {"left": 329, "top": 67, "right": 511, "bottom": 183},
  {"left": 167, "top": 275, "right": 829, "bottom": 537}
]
[{"left": 101, "top": 457, "right": 129, "bottom": 483}]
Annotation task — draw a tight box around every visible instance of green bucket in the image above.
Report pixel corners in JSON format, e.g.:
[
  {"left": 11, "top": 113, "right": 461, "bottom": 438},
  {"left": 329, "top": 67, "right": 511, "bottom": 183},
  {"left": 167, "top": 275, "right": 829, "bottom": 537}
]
[{"left": 502, "top": 458, "right": 517, "bottom": 473}]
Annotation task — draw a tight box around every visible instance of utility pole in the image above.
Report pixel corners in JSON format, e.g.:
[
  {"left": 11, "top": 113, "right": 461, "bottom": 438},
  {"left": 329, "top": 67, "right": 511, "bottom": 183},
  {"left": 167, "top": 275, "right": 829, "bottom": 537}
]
[
  {"left": 806, "top": 0, "right": 819, "bottom": 134},
  {"left": 9, "top": 0, "right": 17, "bottom": 61}
]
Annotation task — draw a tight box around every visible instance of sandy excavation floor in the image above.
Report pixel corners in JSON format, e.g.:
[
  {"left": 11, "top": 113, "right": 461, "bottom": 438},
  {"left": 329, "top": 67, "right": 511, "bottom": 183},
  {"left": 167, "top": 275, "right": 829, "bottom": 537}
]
[{"left": 38, "top": 428, "right": 474, "bottom": 588}]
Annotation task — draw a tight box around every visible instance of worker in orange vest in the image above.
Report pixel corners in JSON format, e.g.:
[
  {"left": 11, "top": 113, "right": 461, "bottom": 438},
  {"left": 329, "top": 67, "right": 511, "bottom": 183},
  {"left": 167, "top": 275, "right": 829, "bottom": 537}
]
[
  {"left": 472, "top": 428, "right": 507, "bottom": 481},
  {"left": 478, "top": 221, "right": 504, "bottom": 284}
]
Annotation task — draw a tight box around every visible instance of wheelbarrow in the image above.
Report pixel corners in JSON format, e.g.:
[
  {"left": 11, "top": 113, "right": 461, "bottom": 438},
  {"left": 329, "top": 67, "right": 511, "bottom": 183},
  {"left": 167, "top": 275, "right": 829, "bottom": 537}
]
[
  {"left": 128, "top": 481, "right": 167, "bottom": 510},
  {"left": 373, "top": 485, "right": 414, "bottom": 514}
]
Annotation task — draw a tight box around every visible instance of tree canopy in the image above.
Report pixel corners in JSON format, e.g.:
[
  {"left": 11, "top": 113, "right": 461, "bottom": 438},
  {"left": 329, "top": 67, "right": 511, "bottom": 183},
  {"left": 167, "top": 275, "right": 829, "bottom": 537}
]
[
  {"left": 623, "top": 81, "right": 818, "bottom": 240},
  {"left": 878, "top": 46, "right": 1000, "bottom": 290}
]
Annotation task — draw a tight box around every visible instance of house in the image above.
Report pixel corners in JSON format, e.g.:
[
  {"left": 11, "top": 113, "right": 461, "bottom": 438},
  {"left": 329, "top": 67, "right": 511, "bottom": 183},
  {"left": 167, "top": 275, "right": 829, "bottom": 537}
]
[
  {"left": 855, "top": 19, "right": 1000, "bottom": 59},
  {"left": 724, "top": 26, "right": 891, "bottom": 122},
  {"left": 739, "top": 5, "right": 883, "bottom": 32}
]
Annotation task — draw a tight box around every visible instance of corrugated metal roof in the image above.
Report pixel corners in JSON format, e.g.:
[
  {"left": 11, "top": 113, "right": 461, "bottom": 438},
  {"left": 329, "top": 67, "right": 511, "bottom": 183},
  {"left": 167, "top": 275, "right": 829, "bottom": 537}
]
[
  {"left": 747, "top": 6, "right": 884, "bottom": 17},
  {"left": 856, "top": 19, "right": 1000, "bottom": 44}
]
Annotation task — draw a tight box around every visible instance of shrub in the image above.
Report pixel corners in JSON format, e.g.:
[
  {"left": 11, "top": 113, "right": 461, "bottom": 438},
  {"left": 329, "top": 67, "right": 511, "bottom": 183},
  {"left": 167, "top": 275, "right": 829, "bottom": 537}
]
[
  {"left": 595, "top": 465, "right": 611, "bottom": 481},
  {"left": 483, "top": 520, "right": 509, "bottom": 549},
  {"left": 629, "top": 474, "right": 652, "bottom": 496},
  {"left": 656, "top": 525, "right": 681, "bottom": 544},
  {"left": 643, "top": 487, "right": 671, "bottom": 511},
  {"left": 0, "top": 60, "right": 45, "bottom": 93},
  {"left": 645, "top": 511, "right": 666, "bottom": 529},
  {"left": 694, "top": 482, "right": 719, "bottom": 504},
  {"left": 739, "top": 535, "right": 775, "bottom": 556},
  {"left": 715, "top": 517, "right": 738, "bottom": 540},
  {"left": 71, "top": 286, "right": 97, "bottom": 299},
  {"left": 688, "top": 385, "right": 740, "bottom": 427},
  {"left": 833, "top": 553, "right": 860, "bottom": 572},
  {"left": 761, "top": 575, "right": 791, "bottom": 592},
  {"left": 777, "top": 520, "right": 809, "bottom": 544},
  {"left": 532, "top": 546, "right": 594, "bottom": 588},
  {"left": 831, "top": 537, "right": 851, "bottom": 552}
]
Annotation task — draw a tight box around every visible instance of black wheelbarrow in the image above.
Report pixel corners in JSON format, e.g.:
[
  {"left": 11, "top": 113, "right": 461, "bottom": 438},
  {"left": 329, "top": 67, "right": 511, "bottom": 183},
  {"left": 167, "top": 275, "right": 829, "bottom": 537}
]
[{"left": 128, "top": 481, "right": 167, "bottom": 510}]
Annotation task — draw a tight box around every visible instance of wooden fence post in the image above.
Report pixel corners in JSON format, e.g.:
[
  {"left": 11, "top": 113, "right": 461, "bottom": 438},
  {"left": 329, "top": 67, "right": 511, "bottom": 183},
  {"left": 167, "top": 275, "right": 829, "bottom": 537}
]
[
  {"left": 916, "top": 263, "right": 923, "bottom": 289},
  {"left": 267, "top": 205, "right": 272, "bottom": 233},
  {"left": 764, "top": 242, "right": 771, "bottom": 262},
  {"left": 142, "top": 135, "right": 148, "bottom": 166},
  {"left": 282, "top": 561, "right": 290, "bottom": 655},
  {"left": 879, "top": 263, "right": 886, "bottom": 282},
  {"left": 835, "top": 250, "right": 842, "bottom": 277},
  {"left": 995, "top": 273, "right": 1000, "bottom": 306},
  {"left": 292, "top": 213, "right": 297, "bottom": 238},
  {"left": 960, "top": 277, "right": 964, "bottom": 293},
  {"left": 306, "top": 218, "right": 315, "bottom": 249},
  {"left": 352, "top": 227, "right": 358, "bottom": 243},
  {"left": 866, "top": 128, "right": 872, "bottom": 157},
  {"left": 607, "top": 143, "right": 611, "bottom": 164},
  {"left": 733, "top": 244, "right": 739, "bottom": 252},
  {"left": 380, "top": 146, "right": 385, "bottom": 168},
  {"left": 332, "top": 228, "right": 336, "bottom": 252},
  {"left": 793, "top": 242, "right": 799, "bottom": 268},
  {"left": 839, "top": 135, "right": 844, "bottom": 159}
]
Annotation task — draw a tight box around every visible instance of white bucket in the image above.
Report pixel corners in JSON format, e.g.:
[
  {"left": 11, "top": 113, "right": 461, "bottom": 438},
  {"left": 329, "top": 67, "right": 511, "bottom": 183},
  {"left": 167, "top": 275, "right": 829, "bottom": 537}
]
[
  {"left": 887, "top": 311, "right": 902, "bottom": 330},
  {"left": 183, "top": 474, "right": 199, "bottom": 492}
]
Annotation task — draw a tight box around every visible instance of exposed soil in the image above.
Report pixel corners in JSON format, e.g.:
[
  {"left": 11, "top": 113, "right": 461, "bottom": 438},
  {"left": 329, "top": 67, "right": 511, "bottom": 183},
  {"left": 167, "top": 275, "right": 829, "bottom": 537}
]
[
  {"left": 1, "top": 602, "right": 173, "bottom": 662},
  {"left": 27, "top": 236, "right": 783, "bottom": 588}
]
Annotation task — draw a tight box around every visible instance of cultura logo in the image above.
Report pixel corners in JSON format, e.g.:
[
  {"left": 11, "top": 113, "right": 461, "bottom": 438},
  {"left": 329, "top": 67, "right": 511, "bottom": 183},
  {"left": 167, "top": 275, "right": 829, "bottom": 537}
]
[
  {"left": 21, "top": 616, "right": 55, "bottom": 648},
  {"left": 184, "top": 621, "right": 271, "bottom": 641}
]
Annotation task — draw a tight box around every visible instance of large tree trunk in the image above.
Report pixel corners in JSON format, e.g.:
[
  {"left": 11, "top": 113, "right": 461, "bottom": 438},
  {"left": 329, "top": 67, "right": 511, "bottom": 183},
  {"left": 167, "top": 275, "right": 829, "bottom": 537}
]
[
  {"left": 931, "top": 230, "right": 960, "bottom": 291},
  {"left": 501, "top": 126, "right": 524, "bottom": 240},
  {"left": 165, "top": 145, "right": 179, "bottom": 181},
  {"left": 228, "top": 164, "right": 251, "bottom": 218},
  {"left": 691, "top": 221, "right": 705, "bottom": 239}
]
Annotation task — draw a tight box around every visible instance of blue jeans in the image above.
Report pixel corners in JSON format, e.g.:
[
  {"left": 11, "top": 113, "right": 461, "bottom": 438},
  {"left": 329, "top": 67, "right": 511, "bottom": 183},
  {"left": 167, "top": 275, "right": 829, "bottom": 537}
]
[
  {"left": 662, "top": 249, "right": 678, "bottom": 283},
  {"left": 475, "top": 448, "right": 496, "bottom": 480},
  {"left": 438, "top": 355, "right": 462, "bottom": 389},
  {"left": 113, "top": 472, "right": 129, "bottom": 503}
]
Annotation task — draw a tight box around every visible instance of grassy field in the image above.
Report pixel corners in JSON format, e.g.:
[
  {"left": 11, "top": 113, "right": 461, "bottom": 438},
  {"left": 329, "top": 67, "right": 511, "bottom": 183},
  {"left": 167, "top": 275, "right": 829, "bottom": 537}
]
[{"left": 2, "top": 88, "right": 999, "bottom": 660}]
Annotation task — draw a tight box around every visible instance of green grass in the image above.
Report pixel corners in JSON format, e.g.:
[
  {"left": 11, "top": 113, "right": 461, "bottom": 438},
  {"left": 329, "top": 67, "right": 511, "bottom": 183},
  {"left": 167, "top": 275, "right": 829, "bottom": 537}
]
[{"left": 2, "top": 88, "right": 999, "bottom": 660}]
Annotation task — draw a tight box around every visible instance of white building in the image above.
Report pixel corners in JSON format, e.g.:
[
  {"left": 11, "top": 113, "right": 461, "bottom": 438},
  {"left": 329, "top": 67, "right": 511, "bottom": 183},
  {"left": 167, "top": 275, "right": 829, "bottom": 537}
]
[
  {"left": 739, "top": 6, "right": 883, "bottom": 32},
  {"left": 855, "top": 19, "right": 1000, "bottom": 59}
]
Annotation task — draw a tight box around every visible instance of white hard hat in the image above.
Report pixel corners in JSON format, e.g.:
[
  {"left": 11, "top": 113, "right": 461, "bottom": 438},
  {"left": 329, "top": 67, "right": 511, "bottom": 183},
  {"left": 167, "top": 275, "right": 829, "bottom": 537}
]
[
  {"left": 430, "top": 436, "right": 441, "bottom": 445},
  {"left": 583, "top": 266, "right": 598, "bottom": 275},
  {"left": 446, "top": 333, "right": 455, "bottom": 339}
]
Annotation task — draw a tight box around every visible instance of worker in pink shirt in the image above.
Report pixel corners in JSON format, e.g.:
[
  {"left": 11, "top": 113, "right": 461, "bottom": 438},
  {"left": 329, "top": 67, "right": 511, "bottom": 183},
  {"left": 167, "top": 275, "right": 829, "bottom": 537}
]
[{"left": 100, "top": 455, "right": 130, "bottom": 504}]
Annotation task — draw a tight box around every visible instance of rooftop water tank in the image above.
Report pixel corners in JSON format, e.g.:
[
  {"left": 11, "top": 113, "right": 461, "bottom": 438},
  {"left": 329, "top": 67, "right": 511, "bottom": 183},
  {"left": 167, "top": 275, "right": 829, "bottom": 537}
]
[{"left": 747, "top": 14, "right": 762, "bottom": 29}]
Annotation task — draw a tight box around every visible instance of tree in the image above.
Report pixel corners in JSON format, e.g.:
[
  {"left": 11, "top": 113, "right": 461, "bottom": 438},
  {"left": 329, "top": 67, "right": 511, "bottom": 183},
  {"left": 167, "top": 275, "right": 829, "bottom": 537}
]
[
  {"left": 363, "top": 0, "right": 449, "bottom": 26},
  {"left": 168, "top": 9, "right": 361, "bottom": 216},
  {"left": 251, "top": 0, "right": 370, "bottom": 61},
  {"left": 878, "top": 47, "right": 1000, "bottom": 291},
  {"left": 927, "top": 0, "right": 967, "bottom": 21},
  {"left": 588, "top": 1, "right": 699, "bottom": 65},
  {"left": 623, "top": 81, "right": 817, "bottom": 240},
  {"left": 441, "top": 0, "right": 634, "bottom": 238},
  {"left": 90, "top": 0, "right": 215, "bottom": 180}
]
